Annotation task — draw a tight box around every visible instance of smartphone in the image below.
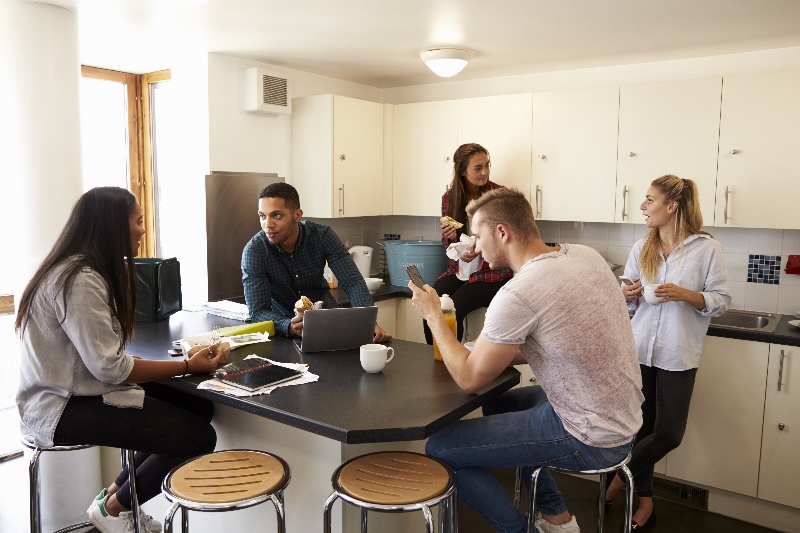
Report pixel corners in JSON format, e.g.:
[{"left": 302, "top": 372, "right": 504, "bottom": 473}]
[
  {"left": 619, "top": 276, "right": 635, "bottom": 286},
  {"left": 167, "top": 348, "right": 184, "bottom": 357},
  {"left": 406, "top": 265, "right": 425, "bottom": 288}
]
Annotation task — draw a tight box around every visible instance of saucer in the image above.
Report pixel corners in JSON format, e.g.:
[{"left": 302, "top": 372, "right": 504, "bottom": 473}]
[{"left": 789, "top": 320, "right": 800, "bottom": 329}]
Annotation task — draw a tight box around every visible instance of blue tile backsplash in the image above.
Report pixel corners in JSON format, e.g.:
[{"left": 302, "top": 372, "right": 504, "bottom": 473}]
[{"left": 748, "top": 255, "right": 781, "bottom": 284}]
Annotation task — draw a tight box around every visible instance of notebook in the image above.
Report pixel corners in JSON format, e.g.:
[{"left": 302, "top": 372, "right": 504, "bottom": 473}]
[
  {"left": 293, "top": 306, "right": 378, "bottom": 353},
  {"left": 214, "top": 358, "right": 303, "bottom": 392}
]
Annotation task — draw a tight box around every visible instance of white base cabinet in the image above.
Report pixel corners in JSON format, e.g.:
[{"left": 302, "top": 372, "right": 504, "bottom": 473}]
[
  {"left": 758, "top": 344, "right": 800, "bottom": 508},
  {"left": 664, "top": 336, "right": 768, "bottom": 497}
]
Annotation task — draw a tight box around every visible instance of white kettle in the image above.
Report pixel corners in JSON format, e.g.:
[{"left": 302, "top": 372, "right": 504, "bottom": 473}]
[{"left": 348, "top": 245, "right": 373, "bottom": 279}]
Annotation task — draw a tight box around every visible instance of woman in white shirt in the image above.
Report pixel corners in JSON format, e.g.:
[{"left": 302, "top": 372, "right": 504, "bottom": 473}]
[
  {"left": 604, "top": 175, "right": 731, "bottom": 531},
  {"left": 16, "top": 187, "right": 225, "bottom": 533}
]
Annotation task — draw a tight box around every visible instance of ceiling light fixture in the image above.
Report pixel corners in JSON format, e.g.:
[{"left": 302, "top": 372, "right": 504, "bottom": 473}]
[{"left": 420, "top": 48, "right": 473, "bottom": 78}]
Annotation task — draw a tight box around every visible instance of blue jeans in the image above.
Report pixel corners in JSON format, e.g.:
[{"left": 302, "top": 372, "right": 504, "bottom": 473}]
[{"left": 426, "top": 386, "right": 633, "bottom": 533}]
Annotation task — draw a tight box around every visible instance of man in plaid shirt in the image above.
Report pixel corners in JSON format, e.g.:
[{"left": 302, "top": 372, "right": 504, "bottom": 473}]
[{"left": 242, "top": 183, "right": 391, "bottom": 341}]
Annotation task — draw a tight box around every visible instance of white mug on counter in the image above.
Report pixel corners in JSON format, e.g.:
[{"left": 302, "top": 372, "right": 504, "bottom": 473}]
[
  {"left": 644, "top": 284, "right": 662, "bottom": 305},
  {"left": 360, "top": 344, "right": 394, "bottom": 373}
]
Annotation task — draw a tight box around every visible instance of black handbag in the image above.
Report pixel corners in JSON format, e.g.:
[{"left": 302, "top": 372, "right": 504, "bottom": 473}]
[{"left": 135, "top": 258, "right": 182, "bottom": 322}]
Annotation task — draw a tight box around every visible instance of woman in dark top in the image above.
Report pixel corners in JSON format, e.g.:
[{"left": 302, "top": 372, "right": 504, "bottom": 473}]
[{"left": 423, "top": 143, "right": 513, "bottom": 343}]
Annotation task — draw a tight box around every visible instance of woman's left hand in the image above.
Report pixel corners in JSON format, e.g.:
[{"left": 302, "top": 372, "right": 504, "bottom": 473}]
[{"left": 654, "top": 283, "right": 690, "bottom": 303}]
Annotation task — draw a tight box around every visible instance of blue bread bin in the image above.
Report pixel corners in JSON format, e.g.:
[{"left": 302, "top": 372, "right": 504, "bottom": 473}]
[{"left": 381, "top": 240, "right": 449, "bottom": 286}]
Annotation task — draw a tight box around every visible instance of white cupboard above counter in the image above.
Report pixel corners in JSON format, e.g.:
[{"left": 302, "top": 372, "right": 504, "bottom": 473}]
[
  {"left": 392, "top": 94, "right": 532, "bottom": 217},
  {"left": 292, "top": 94, "right": 384, "bottom": 218},
  {"left": 715, "top": 70, "right": 800, "bottom": 230},
  {"left": 615, "top": 78, "right": 722, "bottom": 225}
]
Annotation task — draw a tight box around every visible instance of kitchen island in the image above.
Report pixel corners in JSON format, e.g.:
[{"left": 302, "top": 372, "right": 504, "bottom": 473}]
[{"left": 125, "top": 310, "right": 519, "bottom": 532}]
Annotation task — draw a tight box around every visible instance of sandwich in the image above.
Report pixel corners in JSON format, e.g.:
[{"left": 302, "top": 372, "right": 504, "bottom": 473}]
[
  {"left": 440, "top": 216, "right": 464, "bottom": 229},
  {"left": 294, "top": 295, "right": 314, "bottom": 314}
]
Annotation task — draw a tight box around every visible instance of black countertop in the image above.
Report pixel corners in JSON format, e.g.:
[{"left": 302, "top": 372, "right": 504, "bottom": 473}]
[
  {"left": 129, "top": 311, "right": 520, "bottom": 444},
  {"left": 707, "top": 313, "right": 800, "bottom": 347},
  {"left": 335, "top": 281, "right": 800, "bottom": 347}
]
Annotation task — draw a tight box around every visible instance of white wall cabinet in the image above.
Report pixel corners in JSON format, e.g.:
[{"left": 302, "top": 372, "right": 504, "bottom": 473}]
[
  {"left": 292, "top": 94, "right": 383, "bottom": 218},
  {"left": 392, "top": 101, "right": 458, "bottom": 216},
  {"left": 458, "top": 94, "right": 532, "bottom": 200},
  {"left": 715, "top": 71, "right": 800, "bottom": 229},
  {"left": 758, "top": 343, "right": 800, "bottom": 508},
  {"left": 531, "top": 86, "right": 619, "bottom": 222},
  {"left": 615, "top": 78, "right": 722, "bottom": 225},
  {"left": 664, "top": 336, "right": 769, "bottom": 497}
]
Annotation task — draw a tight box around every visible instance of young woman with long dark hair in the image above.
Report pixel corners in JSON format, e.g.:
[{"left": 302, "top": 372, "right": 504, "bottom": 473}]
[
  {"left": 423, "top": 143, "right": 513, "bottom": 344},
  {"left": 16, "top": 187, "right": 224, "bottom": 533}
]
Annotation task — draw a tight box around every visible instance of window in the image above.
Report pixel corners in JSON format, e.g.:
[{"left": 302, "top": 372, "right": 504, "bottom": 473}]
[{"left": 80, "top": 66, "right": 171, "bottom": 258}]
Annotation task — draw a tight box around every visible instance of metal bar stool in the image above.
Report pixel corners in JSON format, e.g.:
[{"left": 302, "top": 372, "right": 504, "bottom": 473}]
[
  {"left": 323, "top": 451, "right": 457, "bottom": 533},
  {"left": 22, "top": 437, "right": 142, "bottom": 533},
  {"left": 514, "top": 452, "right": 634, "bottom": 533},
  {"left": 161, "top": 449, "right": 290, "bottom": 532}
]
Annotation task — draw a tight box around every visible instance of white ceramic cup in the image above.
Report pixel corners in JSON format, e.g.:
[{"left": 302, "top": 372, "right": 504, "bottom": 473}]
[
  {"left": 644, "top": 284, "right": 662, "bottom": 305},
  {"left": 464, "top": 342, "right": 475, "bottom": 352},
  {"left": 360, "top": 344, "right": 394, "bottom": 373}
]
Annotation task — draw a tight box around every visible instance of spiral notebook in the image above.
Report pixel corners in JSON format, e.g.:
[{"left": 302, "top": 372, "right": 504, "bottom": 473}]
[{"left": 214, "top": 359, "right": 302, "bottom": 392}]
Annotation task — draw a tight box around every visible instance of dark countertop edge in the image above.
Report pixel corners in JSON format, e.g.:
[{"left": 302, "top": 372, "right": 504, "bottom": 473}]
[
  {"left": 707, "top": 314, "right": 800, "bottom": 347},
  {"left": 344, "top": 285, "right": 800, "bottom": 347}
]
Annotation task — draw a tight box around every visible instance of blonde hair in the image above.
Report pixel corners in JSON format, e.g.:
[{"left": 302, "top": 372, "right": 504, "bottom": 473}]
[{"left": 639, "top": 175, "right": 709, "bottom": 281}]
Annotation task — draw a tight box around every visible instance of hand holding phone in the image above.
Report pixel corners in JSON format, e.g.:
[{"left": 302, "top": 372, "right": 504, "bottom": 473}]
[
  {"left": 406, "top": 265, "right": 425, "bottom": 289},
  {"left": 619, "top": 276, "right": 635, "bottom": 285}
]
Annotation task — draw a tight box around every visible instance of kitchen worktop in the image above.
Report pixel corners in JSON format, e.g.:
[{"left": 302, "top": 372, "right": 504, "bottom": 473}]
[
  {"left": 707, "top": 313, "right": 800, "bottom": 347},
  {"left": 333, "top": 280, "right": 800, "bottom": 347}
]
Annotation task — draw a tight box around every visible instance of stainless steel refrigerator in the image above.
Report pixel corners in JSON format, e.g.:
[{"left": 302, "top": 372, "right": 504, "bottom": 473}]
[{"left": 205, "top": 171, "right": 284, "bottom": 303}]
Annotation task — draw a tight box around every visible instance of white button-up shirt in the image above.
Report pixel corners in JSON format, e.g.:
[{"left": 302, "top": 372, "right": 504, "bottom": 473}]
[{"left": 625, "top": 234, "right": 731, "bottom": 371}]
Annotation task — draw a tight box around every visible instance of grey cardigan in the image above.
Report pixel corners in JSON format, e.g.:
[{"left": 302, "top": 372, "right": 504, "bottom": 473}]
[{"left": 16, "top": 263, "right": 143, "bottom": 447}]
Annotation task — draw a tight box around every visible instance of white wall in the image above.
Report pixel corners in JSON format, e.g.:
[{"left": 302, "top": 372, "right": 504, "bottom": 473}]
[{"left": 207, "top": 53, "right": 382, "bottom": 177}]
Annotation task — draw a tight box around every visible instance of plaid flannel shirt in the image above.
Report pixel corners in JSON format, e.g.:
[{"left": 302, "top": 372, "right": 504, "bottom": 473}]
[
  {"left": 439, "top": 181, "right": 513, "bottom": 284},
  {"left": 242, "top": 220, "right": 373, "bottom": 336}
]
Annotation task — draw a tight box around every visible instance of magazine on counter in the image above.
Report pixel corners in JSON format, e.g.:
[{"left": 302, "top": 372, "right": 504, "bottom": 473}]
[{"left": 213, "top": 357, "right": 303, "bottom": 392}]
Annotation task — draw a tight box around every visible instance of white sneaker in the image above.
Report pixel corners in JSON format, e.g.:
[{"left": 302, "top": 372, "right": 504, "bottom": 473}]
[
  {"left": 87, "top": 494, "right": 163, "bottom": 533},
  {"left": 535, "top": 514, "right": 580, "bottom": 533}
]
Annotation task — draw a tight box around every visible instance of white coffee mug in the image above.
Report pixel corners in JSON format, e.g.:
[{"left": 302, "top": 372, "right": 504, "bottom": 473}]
[
  {"left": 360, "top": 344, "right": 394, "bottom": 373},
  {"left": 644, "top": 284, "right": 662, "bottom": 305}
]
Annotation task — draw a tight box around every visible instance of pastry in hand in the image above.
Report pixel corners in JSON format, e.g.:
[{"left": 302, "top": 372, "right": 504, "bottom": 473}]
[
  {"left": 440, "top": 216, "right": 464, "bottom": 229},
  {"left": 294, "top": 295, "right": 314, "bottom": 315}
]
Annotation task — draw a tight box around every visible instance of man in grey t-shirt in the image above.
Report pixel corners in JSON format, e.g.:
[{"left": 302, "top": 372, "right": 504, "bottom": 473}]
[{"left": 409, "top": 188, "right": 643, "bottom": 533}]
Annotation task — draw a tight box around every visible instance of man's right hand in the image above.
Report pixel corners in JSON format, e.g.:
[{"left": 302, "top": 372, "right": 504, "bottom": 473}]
[{"left": 289, "top": 313, "right": 304, "bottom": 337}]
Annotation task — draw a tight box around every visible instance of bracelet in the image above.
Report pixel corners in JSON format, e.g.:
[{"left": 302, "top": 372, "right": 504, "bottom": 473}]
[{"left": 182, "top": 359, "right": 189, "bottom": 378}]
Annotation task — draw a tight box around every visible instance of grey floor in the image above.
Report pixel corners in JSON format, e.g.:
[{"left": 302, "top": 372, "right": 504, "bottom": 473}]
[{"left": 0, "top": 453, "right": 780, "bottom": 533}]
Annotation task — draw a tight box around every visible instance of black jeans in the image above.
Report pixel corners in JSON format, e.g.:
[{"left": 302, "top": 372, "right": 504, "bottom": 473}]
[
  {"left": 423, "top": 275, "right": 509, "bottom": 343},
  {"left": 622, "top": 364, "right": 698, "bottom": 497},
  {"left": 53, "top": 382, "right": 216, "bottom": 509}
]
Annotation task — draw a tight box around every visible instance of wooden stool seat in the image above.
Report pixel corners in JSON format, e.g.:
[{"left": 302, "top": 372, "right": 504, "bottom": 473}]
[
  {"left": 162, "top": 449, "right": 291, "bottom": 532},
  {"left": 169, "top": 450, "right": 287, "bottom": 505},
  {"left": 324, "top": 451, "right": 457, "bottom": 533},
  {"left": 337, "top": 451, "right": 451, "bottom": 505}
]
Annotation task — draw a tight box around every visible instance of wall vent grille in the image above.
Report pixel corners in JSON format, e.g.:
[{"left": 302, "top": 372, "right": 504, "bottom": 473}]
[
  {"left": 653, "top": 478, "right": 709, "bottom": 510},
  {"left": 261, "top": 75, "right": 288, "bottom": 107}
]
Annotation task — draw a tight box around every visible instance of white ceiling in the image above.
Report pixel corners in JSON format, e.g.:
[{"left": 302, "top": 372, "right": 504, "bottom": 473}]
[{"left": 40, "top": 0, "right": 800, "bottom": 88}]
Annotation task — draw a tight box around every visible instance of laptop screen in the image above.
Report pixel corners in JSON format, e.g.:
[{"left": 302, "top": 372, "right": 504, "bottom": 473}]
[{"left": 294, "top": 306, "right": 378, "bottom": 353}]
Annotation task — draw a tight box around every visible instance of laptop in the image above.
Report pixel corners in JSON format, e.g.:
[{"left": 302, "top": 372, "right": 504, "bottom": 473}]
[{"left": 293, "top": 306, "right": 379, "bottom": 353}]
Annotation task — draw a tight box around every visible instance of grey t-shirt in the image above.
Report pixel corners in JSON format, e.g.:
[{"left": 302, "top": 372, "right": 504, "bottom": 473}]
[
  {"left": 482, "top": 243, "right": 643, "bottom": 447},
  {"left": 16, "top": 263, "right": 142, "bottom": 447}
]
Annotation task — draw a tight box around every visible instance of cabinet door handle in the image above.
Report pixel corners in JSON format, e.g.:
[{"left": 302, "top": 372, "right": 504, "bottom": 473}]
[
  {"left": 778, "top": 349, "right": 785, "bottom": 392},
  {"left": 621, "top": 185, "right": 629, "bottom": 220},
  {"left": 723, "top": 186, "right": 731, "bottom": 224},
  {"left": 730, "top": 149, "right": 740, "bottom": 155},
  {"left": 779, "top": 423, "right": 786, "bottom": 430},
  {"left": 535, "top": 185, "right": 542, "bottom": 218},
  {"left": 340, "top": 154, "right": 346, "bottom": 161},
  {"left": 538, "top": 154, "right": 546, "bottom": 160},
  {"left": 339, "top": 185, "right": 344, "bottom": 217},
  {"left": 627, "top": 151, "right": 636, "bottom": 157}
]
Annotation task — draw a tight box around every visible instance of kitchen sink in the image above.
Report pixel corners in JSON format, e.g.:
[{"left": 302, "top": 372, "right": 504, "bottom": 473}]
[{"left": 710, "top": 309, "right": 782, "bottom": 333}]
